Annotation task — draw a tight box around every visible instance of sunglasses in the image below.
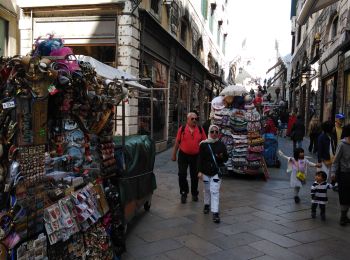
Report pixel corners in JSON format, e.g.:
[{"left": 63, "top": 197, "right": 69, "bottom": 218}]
[
  {"left": 210, "top": 130, "right": 219, "bottom": 134},
  {"left": 191, "top": 117, "right": 198, "bottom": 121}
]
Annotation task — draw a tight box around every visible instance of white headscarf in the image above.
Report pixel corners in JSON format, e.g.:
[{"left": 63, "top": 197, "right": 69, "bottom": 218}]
[{"left": 200, "top": 124, "right": 220, "bottom": 144}]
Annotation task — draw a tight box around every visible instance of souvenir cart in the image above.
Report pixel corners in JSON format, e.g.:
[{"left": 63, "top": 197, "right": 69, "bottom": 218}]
[
  {"left": 0, "top": 36, "right": 156, "bottom": 259},
  {"left": 210, "top": 85, "right": 268, "bottom": 179}
]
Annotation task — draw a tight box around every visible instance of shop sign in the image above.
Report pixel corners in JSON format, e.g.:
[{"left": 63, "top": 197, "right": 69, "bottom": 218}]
[{"left": 2, "top": 100, "right": 15, "bottom": 109}]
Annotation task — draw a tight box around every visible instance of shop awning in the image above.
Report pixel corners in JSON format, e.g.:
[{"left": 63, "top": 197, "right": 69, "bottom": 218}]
[
  {"left": 297, "top": 0, "right": 340, "bottom": 25},
  {"left": 268, "top": 69, "right": 285, "bottom": 87},
  {"left": 76, "top": 55, "right": 150, "bottom": 92},
  {"left": 266, "top": 59, "right": 283, "bottom": 74}
]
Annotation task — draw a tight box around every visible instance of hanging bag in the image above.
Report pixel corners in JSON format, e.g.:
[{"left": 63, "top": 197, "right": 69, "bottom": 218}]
[
  {"left": 296, "top": 160, "right": 306, "bottom": 183},
  {"left": 207, "top": 144, "right": 224, "bottom": 177}
]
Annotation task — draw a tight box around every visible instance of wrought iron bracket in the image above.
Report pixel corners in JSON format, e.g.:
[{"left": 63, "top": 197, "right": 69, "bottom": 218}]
[{"left": 131, "top": 0, "right": 142, "bottom": 14}]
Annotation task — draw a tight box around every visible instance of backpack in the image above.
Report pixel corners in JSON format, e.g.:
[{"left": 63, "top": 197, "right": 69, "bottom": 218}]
[{"left": 178, "top": 124, "right": 204, "bottom": 144}]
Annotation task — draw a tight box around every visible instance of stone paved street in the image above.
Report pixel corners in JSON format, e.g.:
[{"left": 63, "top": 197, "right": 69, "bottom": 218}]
[{"left": 123, "top": 137, "right": 350, "bottom": 259}]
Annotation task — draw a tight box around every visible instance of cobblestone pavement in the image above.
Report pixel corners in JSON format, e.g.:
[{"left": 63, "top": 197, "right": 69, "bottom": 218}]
[{"left": 123, "top": 136, "right": 350, "bottom": 260}]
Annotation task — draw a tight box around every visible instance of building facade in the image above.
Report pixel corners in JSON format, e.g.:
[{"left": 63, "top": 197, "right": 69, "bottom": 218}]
[
  {"left": 290, "top": 0, "right": 350, "bottom": 126},
  {"left": 0, "top": 0, "right": 19, "bottom": 56},
  {"left": 17, "top": 0, "right": 229, "bottom": 152}
]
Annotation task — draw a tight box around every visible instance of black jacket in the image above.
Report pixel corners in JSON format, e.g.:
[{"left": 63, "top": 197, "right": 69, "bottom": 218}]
[
  {"left": 291, "top": 119, "right": 305, "bottom": 141},
  {"left": 198, "top": 141, "right": 228, "bottom": 176},
  {"left": 317, "top": 133, "right": 336, "bottom": 163}
]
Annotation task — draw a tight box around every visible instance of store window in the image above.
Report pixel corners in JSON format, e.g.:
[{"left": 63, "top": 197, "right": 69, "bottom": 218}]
[
  {"left": 0, "top": 18, "right": 8, "bottom": 56},
  {"left": 331, "top": 15, "right": 339, "bottom": 39},
  {"left": 180, "top": 20, "right": 187, "bottom": 43},
  {"left": 67, "top": 45, "right": 116, "bottom": 67},
  {"left": 195, "top": 37, "right": 204, "bottom": 62},
  {"left": 151, "top": 0, "right": 160, "bottom": 14},
  {"left": 170, "top": 1, "right": 179, "bottom": 34},
  {"left": 138, "top": 58, "right": 168, "bottom": 142}
]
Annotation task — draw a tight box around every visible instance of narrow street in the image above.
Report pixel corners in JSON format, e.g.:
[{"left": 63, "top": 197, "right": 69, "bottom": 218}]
[{"left": 124, "top": 137, "right": 350, "bottom": 260}]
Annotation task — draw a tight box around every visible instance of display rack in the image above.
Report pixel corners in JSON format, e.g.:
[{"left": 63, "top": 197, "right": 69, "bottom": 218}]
[{"left": 0, "top": 38, "right": 156, "bottom": 259}]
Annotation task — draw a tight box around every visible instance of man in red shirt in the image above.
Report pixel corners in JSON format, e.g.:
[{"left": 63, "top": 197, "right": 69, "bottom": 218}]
[{"left": 171, "top": 112, "right": 207, "bottom": 203}]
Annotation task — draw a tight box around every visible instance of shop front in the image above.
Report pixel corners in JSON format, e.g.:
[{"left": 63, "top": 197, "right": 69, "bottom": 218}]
[
  {"left": 139, "top": 9, "right": 216, "bottom": 149},
  {"left": 138, "top": 54, "right": 169, "bottom": 145}
]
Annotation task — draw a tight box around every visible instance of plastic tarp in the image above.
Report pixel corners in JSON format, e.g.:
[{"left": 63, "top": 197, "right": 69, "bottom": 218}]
[
  {"left": 76, "top": 55, "right": 150, "bottom": 92},
  {"left": 113, "top": 135, "right": 157, "bottom": 204}
]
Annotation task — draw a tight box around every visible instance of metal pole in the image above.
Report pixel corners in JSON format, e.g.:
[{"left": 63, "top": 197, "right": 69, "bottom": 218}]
[
  {"left": 151, "top": 87, "right": 154, "bottom": 139},
  {"left": 122, "top": 77, "right": 126, "bottom": 148}
]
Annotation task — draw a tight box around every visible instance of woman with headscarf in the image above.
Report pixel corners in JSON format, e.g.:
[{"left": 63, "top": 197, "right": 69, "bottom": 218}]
[
  {"left": 331, "top": 124, "right": 350, "bottom": 226},
  {"left": 197, "top": 125, "right": 228, "bottom": 223}
]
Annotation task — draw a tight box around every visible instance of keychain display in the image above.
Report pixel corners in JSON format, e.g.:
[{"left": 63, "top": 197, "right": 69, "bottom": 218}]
[{"left": 0, "top": 35, "right": 133, "bottom": 259}]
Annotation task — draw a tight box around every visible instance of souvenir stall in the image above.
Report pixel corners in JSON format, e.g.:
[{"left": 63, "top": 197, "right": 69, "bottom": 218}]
[
  {"left": 0, "top": 36, "right": 156, "bottom": 259},
  {"left": 210, "top": 85, "right": 267, "bottom": 178}
]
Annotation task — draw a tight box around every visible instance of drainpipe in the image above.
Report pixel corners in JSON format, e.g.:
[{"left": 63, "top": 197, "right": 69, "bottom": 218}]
[{"left": 115, "top": 11, "right": 119, "bottom": 68}]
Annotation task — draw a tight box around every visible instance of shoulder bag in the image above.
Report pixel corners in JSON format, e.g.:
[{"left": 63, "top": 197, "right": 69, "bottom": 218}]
[
  {"left": 296, "top": 160, "right": 306, "bottom": 183},
  {"left": 207, "top": 144, "right": 224, "bottom": 177}
]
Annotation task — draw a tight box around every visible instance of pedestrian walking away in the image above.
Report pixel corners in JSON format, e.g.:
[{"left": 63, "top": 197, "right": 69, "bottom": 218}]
[
  {"left": 317, "top": 121, "right": 336, "bottom": 181},
  {"left": 197, "top": 125, "right": 228, "bottom": 223},
  {"left": 286, "top": 112, "right": 297, "bottom": 137},
  {"left": 290, "top": 115, "right": 305, "bottom": 151},
  {"left": 308, "top": 116, "right": 321, "bottom": 154},
  {"left": 279, "top": 148, "right": 320, "bottom": 203},
  {"left": 311, "top": 171, "right": 333, "bottom": 221},
  {"left": 330, "top": 124, "right": 350, "bottom": 226},
  {"left": 171, "top": 112, "right": 207, "bottom": 204}
]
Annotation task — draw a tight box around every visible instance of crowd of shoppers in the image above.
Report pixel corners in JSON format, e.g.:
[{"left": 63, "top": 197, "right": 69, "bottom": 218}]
[{"left": 171, "top": 103, "right": 350, "bottom": 227}]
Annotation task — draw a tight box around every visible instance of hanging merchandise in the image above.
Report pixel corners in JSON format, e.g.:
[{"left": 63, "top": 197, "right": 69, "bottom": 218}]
[
  {"left": 0, "top": 35, "right": 156, "bottom": 259},
  {"left": 210, "top": 91, "right": 266, "bottom": 178}
]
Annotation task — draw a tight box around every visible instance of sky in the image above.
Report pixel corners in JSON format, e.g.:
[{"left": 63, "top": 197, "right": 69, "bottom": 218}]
[{"left": 226, "top": 0, "right": 292, "bottom": 81}]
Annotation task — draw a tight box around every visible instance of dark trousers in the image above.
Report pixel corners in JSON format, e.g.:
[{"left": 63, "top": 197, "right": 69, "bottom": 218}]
[
  {"left": 309, "top": 133, "right": 319, "bottom": 153},
  {"left": 311, "top": 203, "right": 326, "bottom": 216},
  {"left": 178, "top": 150, "right": 199, "bottom": 196}
]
